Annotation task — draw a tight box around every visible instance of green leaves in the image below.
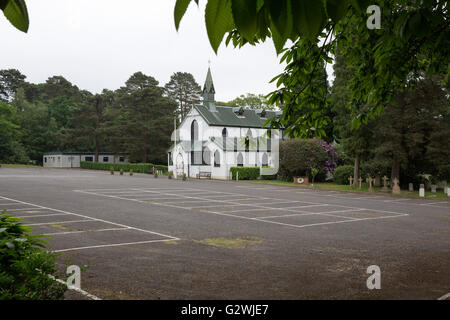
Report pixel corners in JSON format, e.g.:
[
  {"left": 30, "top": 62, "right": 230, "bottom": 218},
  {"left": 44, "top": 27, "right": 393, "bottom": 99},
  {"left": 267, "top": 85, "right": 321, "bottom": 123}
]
[
  {"left": 230, "top": 0, "right": 258, "bottom": 42},
  {"left": 0, "top": 0, "right": 29, "bottom": 32},
  {"left": 174, "top": 0, "right": 192, "bottom": 30},
  {"left": 174, "top": 0, "right": 370, "bottom": 54},
  {"left": 292, "top": 1, "right": 326, "bottom": 41},
  {"left": 205, "top": 0, "right": 235, "bottom": 53}
]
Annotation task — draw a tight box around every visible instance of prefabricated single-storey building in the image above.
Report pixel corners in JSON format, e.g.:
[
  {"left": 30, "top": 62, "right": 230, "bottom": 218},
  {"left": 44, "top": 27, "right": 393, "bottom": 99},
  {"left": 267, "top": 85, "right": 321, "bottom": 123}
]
[{"left": 43, "top": 152, "right": 128, "bottom": 168}]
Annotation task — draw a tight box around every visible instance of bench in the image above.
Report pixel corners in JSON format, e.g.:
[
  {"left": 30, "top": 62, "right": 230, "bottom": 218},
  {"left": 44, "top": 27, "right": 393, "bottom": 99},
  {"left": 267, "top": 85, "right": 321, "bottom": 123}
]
[{"left": 197, "top": 171, "right": 211, "bottom": 179}]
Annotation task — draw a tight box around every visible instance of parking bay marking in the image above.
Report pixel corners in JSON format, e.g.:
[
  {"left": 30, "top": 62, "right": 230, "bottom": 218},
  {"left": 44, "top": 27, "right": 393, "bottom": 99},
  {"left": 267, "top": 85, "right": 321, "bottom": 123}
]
[
  {"left": 75, "top": 189, "right": 409, "bottom": 230},
  {"left": 0, "top": 196, "right": 180, "bottom": 252}
]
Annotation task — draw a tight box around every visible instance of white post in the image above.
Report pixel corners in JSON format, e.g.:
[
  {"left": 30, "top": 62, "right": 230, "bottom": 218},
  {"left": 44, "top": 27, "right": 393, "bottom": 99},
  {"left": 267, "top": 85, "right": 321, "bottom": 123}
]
[
  {"left": 236, "top": 171, "right": 239, "bottom": 182},
  {"left": 419, "top": 184, "right": 425, "bottom": 197}
]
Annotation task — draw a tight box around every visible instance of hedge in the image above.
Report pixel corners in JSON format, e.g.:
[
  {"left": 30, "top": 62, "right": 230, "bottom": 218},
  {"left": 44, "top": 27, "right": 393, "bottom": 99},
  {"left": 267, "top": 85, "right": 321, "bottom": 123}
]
[
  {"left": 333, "top": 165, "right": 354, "bottom": 185},
  {"left": 80, "top": 162, "right": 168, "bottom": 174},
  {"left": 230, "top": 167, "right": 260, "bottom": 180}
]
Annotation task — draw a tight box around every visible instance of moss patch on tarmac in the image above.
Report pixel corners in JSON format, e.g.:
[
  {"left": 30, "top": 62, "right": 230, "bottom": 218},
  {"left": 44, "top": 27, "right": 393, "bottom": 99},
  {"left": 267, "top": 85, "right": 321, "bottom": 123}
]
[
  {"left": 164, "top": 240, "right": 180, "bottom": 245},
  {"left": 50, "top": 224, "right": 68, "bottom": 230},
  {"left": 194, "top": 237, "right": 262, "bottom": 249}
]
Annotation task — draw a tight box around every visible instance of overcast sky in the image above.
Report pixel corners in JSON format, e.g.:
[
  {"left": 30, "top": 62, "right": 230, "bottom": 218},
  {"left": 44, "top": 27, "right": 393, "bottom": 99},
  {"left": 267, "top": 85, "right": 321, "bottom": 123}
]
[{"left": 1, "top": 0, "right": 333, "bottom": 102}]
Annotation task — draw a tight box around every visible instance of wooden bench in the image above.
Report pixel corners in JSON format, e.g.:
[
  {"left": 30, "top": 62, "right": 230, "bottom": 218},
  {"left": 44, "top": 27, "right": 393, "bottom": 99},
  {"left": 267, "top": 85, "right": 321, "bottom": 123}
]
[{"left": 197, "top": 171, "right": 211, "bottom": 179}]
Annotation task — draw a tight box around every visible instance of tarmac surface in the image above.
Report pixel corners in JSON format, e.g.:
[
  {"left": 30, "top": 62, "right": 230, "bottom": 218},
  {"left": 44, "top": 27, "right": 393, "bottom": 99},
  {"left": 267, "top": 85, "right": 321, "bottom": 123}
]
[{"left": 0, "top": 167, "right": 449, "bottom": 300}]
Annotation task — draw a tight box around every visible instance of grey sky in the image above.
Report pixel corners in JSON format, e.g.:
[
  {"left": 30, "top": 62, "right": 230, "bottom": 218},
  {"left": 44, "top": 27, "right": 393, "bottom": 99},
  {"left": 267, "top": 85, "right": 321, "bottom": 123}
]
[{"left": 1, "top": 0, "right": 333, "bottom": 102}]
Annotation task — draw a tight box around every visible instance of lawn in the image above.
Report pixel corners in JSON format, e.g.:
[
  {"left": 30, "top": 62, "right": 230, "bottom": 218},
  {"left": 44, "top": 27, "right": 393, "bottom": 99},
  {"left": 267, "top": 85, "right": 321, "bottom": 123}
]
[
  {"left": 243, "top": 180, "right": 450, "bottom": 200},
  {"left": 0, "top": 163, "right": 44, "bottom": 168}
]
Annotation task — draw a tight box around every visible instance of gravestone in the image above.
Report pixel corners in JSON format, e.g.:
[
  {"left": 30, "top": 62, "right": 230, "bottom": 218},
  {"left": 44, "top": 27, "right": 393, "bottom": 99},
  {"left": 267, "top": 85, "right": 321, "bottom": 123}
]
[
  {"left": 358, "top": 177, "right": 363, "bottom": 189},
  {"left": 419, "top": 184, "right": 425, "bottom": 197},
  {"left": 374, "top": 176, "right": 381, "bottom": 187},
  {"left": 392, "top": 178, "right": 401, "bottom": 194},
  {"left": 381, "top": 176, "right": 390, "bottom": 193},
  {"left": 442, "top": 181, "right": 447, "bottom": 194},
  {"left": 408, "top": 183, "right": 414, "bottom": 192},
  {"left": 431, "top": 185, "right": 436, "bottom": 193},
  {"left": 368, "top": 177, "right": 374, "bottom": 192},
  {"left": 349, "top": 176, "right": 354, "bottom": 188}
]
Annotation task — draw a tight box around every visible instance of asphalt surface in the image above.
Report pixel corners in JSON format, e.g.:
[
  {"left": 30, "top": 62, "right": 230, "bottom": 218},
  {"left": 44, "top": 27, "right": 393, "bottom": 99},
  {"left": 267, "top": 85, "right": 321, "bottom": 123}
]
[{"left": 0, "top": 167, "right": 449, "bottom": 300}]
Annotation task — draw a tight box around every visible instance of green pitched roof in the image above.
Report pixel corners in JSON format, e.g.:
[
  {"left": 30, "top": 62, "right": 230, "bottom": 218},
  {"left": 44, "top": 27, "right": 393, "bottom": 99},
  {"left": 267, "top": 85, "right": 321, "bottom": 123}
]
[{"left": 194, "top": 104, "right": 279, "bottom": 128}]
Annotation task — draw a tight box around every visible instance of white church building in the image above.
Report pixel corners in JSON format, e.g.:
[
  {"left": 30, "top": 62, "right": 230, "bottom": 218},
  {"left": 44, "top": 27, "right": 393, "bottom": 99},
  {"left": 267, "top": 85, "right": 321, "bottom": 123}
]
[{"left": 168, "top": 67, "right": 282, "bottom": 180}]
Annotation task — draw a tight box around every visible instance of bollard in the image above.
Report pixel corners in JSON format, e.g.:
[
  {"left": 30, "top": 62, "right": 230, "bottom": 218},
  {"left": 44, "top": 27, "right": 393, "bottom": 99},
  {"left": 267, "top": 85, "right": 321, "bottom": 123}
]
[
  {"left": 236, "top": 171, "right": 239, "bottom": 182},
  {"left": 419, "top": 184, "right": 425, "bottom": 197}
]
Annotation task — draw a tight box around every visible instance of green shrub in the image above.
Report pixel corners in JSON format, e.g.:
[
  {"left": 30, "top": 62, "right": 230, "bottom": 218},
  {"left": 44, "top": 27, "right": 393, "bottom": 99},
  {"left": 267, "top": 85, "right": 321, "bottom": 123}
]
[
  {"left": 0, "top": 210, "right": 67, "bottom": 299},
  {"left": 333, "top": 165, "right": 355, "bottom": 185},
  {"left": 80, "top": 162, "right": 167, "bottom": 174},
  {"left": 279, "top": 139, "right": 334, "bottom": 181},
  {"left": 360, "top": 160, "right": 389, "bottom": 178},
  {"left": 230, "top": 167, "right": 260, "bottom": 180}
]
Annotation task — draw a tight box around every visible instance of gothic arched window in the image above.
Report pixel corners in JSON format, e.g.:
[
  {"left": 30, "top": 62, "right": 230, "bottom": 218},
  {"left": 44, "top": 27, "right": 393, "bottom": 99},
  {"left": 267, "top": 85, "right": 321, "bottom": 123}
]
[
  {"left": 214, "top": 150, "right": 220, "bottom": 167},
  {"left": 222, "top": 128, "right": 227, "bottom": 150},
  {"left": 237, "top": 153, "right": 243, "bottom": 167},
  {"left": 262, "top": 153, "right": 268, "bottom": 167},
  {"left": 191, "top": 120, "right": 198, "bottom": 141}
]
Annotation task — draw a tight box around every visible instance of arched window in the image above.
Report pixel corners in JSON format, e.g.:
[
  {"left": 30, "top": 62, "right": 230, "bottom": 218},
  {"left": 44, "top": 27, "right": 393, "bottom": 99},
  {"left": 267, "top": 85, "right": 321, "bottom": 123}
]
[
  {"left": 214, "top": 150, "right": 220, "bottom": 167},
  {"left": 245, "top": 129, "right": 252, "bottom": 152},
  {"left": 202, "top": 146, "right": 211, "bottom": 165},
  {"left": 262, "top": 153, "right": 268, "bottom": 167},
  {"left": 191, "top": 120, "right": 198, "bottom": 141},
  {"left": 191, "top": 120, "right": 200, "bottom": 164},
  {"left": 222, "top": 128, "right": 227, "bottom": 150},
  {"left": 237, "top": 153, "right": 243, "bottom": 167}
]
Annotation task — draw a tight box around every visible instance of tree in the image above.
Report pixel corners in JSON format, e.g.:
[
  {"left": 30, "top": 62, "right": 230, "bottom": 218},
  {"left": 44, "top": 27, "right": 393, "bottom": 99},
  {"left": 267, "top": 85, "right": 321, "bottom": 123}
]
[
  {"left": 0, "top": 69, "right": 26, "bottom": 102},
  {"left": 0, "top": 101, "right": 23, "bottom": 163},
  {"left": 12, "top": 89, "right": 58, "bottom": 164},
  {"left": 164, "top": 72, "right": 202, "bottom": 121},
  {"left": 331, "top": 49, "right": 374, "bottom": 186},
  {"left": 71, "top": 90, "right": 111, "bottom": 161},
  {"left": 107, "top": 72, "right": 177, "bottom": 163},
  {"left": 40, "top": 76, "right": 80, "bottom": 103},
  {"left": 227, "top": 93, "right": 275, "bottom": 110},
  {"left": 176, "top": 1, "right": 449, "bottom": 137},
  {"left": 279, "top": 138, "right": 337, "bottom": 182},
  {"left": 372, "top": 77, "right": 450, "bottom": 185}
]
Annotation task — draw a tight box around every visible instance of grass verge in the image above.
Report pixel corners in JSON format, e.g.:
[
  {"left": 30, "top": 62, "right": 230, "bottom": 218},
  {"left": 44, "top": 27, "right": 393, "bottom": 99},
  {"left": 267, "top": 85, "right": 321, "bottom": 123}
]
[{"left": 242, "top": 180, "right": 449, "bottom": 200}]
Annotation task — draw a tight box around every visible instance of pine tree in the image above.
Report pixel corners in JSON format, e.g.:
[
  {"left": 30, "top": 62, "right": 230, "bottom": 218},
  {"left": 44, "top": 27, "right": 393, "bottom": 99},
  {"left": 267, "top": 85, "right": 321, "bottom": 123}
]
[{"left": 164, "top": 72, "right": 201, "bottom": 122}]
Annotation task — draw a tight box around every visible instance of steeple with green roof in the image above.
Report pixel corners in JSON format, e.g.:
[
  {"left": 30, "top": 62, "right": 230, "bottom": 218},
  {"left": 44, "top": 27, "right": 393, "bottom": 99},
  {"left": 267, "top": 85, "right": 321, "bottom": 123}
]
[{"left": 203, "top": 66, "right": 216, "bottom": 112}]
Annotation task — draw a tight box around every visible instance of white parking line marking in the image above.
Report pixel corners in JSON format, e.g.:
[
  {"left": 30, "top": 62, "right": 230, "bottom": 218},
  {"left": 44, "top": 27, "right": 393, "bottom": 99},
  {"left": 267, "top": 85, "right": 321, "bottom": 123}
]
[
  {"left": 53, "top": 239, "right": 180, "bottom": 253},
  {"left": 437, "top": 292, "right": 450, "bottom": 300},
  {"left": 0, "top": 196, "right": 180, "bottom": 251},
  {"left": 421, "top": 201, "right": 447, "bottom": 206},
  {"left": 43, "top": 227, "right": 130, "bottom": 236},
  {"left": 254, "top": 210, "right": 363, "bottom": 220},
  {"left": 15, "top": 213, "right": 70, "bottom": 218},
  {"left": 75, "top": 188, "right": 408, "bottom": 230},
  {"left": 26, "top": 219, "right": 95, "bottom": 226},
  {"left": 2, "top": 207, "right": 43, "bottom": 211},
  {"left": 49, "top": 275, "right": 102, "bottom": 300}
]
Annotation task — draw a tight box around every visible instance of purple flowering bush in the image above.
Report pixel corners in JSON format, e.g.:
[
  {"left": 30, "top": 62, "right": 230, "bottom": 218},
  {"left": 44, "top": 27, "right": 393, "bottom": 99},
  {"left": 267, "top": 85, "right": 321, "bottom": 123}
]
[{"left": 279, "top": 138, "right": 339, "bottom": 181}]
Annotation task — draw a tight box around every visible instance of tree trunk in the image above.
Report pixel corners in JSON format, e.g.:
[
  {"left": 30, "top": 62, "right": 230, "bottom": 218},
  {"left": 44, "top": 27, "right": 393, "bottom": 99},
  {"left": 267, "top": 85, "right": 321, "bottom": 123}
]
[
  {"left": 353, "top": 152, "right": 360, "bottom": 187},
  {"left": 94, "top": 136, "right": 99, "bottom": 162},
  {"left": 142, "top": 149, "right": 147, "bottom": 163},
  {"left": 391, "top": 156, "right": 400, "bottom": 187}
]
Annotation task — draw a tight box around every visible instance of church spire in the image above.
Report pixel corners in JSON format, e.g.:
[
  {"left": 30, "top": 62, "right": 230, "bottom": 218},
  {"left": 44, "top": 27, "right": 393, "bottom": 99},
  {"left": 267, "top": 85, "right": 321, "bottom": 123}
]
[{"left": 203, "top": 65, "right": 216, "bottom": 111}]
